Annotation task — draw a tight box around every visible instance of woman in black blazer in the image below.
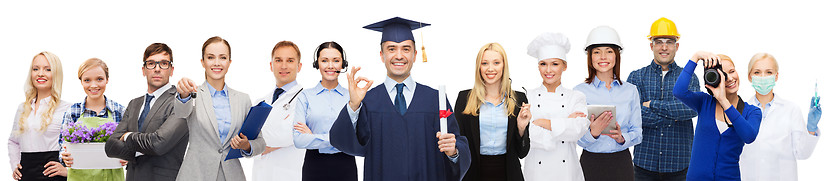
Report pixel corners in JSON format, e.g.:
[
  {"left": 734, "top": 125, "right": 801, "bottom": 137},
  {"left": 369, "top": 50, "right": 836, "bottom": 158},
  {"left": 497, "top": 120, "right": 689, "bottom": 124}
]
[{"left": 454, "top": 43, "right": 530, "bottom": 181}]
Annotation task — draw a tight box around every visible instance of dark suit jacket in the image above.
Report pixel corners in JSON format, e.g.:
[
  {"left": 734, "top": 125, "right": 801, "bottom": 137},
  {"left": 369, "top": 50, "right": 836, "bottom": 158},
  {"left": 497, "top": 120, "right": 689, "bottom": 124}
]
[
  {"left": 454, "top": 90, "right": 529, "bottom": 181},
  {"left": 105, "top": 86, "right": 189, "bottom": 181}
]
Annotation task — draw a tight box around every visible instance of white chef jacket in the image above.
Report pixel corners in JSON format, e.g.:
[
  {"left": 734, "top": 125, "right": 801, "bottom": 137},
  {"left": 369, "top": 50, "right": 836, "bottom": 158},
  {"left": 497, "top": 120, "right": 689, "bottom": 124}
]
[
  {"left": 523, "top": 85, "right": 590, "bottom": 181},
  {"left": 251, "top": 85, "right": 306, "bottom": 181},
  {"left": 740, "top": 95, "right": 820, "bottom": 181}
]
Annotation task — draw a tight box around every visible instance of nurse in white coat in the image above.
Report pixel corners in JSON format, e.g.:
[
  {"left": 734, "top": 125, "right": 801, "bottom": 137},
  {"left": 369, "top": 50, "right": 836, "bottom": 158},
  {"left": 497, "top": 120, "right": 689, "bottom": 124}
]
[
  {"left": 740, "top": 53, "right": 822, "bottom": 181},
  {"left": 251, "top": 41, "right": 306, "bottom": 181},
  {"left": 522, "top": 32, "right": 591, "bottom": 181}
]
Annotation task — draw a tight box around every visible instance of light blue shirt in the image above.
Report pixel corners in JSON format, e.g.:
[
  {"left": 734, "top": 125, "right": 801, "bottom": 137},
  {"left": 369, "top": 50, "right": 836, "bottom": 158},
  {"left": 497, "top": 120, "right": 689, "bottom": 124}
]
[
  {"left": 206, "top": 83, "right": 232, "bottom": 144},
  {"left": 293, "top": 82, "right": 349, "bottom": 153},
  {"left": 277, "top": 81, "right": 299, "bottom": 99},
  {"left": 178, "top": 83, "right": 252, "bottom": 155},
  {"left": 573, "top": 76, "right": 644, "bottom": 153},
  {"left": 478, "top": 100, "right": 508, "bottom": 155}
]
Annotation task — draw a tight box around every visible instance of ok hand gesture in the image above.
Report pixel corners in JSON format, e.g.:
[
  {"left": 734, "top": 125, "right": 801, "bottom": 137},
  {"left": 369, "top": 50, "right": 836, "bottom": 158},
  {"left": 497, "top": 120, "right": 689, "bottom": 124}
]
[{"left": 347, "top": 66, "right": 373, "bottom": 111}]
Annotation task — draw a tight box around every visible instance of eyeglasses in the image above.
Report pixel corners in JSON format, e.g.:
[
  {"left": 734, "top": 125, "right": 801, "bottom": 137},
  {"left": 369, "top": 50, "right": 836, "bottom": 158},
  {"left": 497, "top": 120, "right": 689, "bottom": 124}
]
[
  {"left": 144, "top": 60, "right": 172, "bottom": 69},
  {"left": 652, "top": 39, "right": 677, "bottom": 47}
]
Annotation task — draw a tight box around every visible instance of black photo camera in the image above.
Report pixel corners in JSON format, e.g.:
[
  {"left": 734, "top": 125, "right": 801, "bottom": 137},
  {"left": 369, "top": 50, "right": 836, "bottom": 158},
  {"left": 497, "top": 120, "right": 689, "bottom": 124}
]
[{"left": 704, "top": 61, "right": 728, "bottom": 95}]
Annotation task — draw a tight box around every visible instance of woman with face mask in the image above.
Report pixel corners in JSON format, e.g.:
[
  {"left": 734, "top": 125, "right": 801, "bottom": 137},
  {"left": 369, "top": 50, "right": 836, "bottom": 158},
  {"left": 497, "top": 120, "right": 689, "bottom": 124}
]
[
  {"left": 520, "top": 33, "right": 589, "bottom": 181},
  {"left": 453, "top": 42, "right": 530, "bottom": 181},
  {"left": 292, "top": 41, "right": 357, "bottom": 181},
  {"left": 9, "top": 52, "right": 72, "bottom": 181},
  {"left": 739, "top": 53, "right": 821, "bottom": 181},
  {"left": 59, "top": 58, "right": 127, "bottom": 181},
  {"left": 573, "top": 26, "right": 643, "bottom": 181},
  {"left": 675, "top": 52, "right": 762, "bottom": 181}
]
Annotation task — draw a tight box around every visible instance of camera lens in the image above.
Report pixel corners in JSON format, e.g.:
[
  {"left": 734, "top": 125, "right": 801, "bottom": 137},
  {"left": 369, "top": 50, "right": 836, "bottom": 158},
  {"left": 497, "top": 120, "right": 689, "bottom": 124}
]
[{"left": 704, "top": 69, "right": 721, "bottom": 88}]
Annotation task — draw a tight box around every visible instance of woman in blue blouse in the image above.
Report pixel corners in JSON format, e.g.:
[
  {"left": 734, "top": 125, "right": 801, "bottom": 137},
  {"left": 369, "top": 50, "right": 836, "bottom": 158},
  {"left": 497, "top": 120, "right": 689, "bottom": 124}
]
[
  {"left": 674, "top": 52, "right": 761, "bottom": 181},
  {"left": 573, "top": 26, "right": 642, "bottom": 181},
  {"left": 292, "top": 41, "right": 356, "bottom": 181}
]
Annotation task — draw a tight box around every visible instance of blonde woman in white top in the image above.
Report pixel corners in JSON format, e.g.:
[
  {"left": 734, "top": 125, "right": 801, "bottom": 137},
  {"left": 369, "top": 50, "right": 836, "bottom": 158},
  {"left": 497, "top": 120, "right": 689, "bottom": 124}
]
[
  {"left": 8, "top": 51, "right": 72, "bottom": 180},
  {"left": 740, "top": 53, "right": 821, "bottom": 181},
  {"left": 522, "top": 33, "right": 591, "bottom": 181}
]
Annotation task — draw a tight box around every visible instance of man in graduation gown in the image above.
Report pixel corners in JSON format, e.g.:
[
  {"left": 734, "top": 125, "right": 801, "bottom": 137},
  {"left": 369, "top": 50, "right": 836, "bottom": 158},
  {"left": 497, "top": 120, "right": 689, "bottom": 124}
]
[{"left": 330, "top": 17, "right": 471, "bottom": 181}]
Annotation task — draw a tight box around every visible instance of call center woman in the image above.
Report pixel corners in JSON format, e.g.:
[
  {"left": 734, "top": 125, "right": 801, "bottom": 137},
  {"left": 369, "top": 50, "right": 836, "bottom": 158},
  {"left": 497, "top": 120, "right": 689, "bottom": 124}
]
[{"left": 293, "top": 41, "right": 357, "bottom": 181}]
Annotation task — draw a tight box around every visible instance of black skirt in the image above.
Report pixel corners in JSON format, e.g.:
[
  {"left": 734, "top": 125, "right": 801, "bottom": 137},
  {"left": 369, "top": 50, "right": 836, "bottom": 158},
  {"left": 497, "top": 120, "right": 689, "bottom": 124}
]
[
  {"left": 580, "top": 149, "right": 634, "bottom": 181},
  {"left": 478, "top": 154, "right": 507, "bottom": 181},
  {"left": 302, "top": 150, "right": 357, "bottom": 181},
  {"left": 19, "top": 151, "right": 66, "bottom": 181}
]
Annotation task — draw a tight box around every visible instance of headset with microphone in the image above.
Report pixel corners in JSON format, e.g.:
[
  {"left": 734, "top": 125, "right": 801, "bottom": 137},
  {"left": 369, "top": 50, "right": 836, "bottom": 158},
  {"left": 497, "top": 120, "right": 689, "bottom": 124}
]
[{"left": 312, "top": 41, "right": 348, "bottom": 73}]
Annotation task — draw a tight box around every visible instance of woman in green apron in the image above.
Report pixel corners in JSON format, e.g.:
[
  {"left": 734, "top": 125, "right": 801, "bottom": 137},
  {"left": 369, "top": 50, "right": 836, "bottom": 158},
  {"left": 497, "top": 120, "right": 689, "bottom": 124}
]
[{"left": 59, "top": 58, "right": 126, "bottom": 181}]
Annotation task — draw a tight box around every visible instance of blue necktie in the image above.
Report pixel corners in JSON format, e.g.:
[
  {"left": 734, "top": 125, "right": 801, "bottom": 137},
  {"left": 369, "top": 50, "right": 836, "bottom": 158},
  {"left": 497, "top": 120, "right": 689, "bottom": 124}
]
[
  {"left": 272, "top": 88, "right": 284, "bottom": 104},
  {"left": 138, "top": 94, "right": 154, "bottom": 130},
  {"left": 395, "top": 83, "right": 406, "bottom": 115}
]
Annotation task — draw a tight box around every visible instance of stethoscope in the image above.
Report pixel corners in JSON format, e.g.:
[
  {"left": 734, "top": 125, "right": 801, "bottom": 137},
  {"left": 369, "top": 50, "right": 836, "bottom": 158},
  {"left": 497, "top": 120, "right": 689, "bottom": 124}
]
[{"left": 282, "top": 88, "right": 304, "bottom": 110}]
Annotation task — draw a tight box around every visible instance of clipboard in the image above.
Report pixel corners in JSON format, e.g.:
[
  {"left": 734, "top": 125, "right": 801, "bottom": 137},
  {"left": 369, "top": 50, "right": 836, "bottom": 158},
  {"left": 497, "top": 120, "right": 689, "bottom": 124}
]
[
  {"left": 225, "top": 101, "right": 273, "bottom": 161},
  {"left": 586, "top": 105, "right": 617, "bottom": 135}
]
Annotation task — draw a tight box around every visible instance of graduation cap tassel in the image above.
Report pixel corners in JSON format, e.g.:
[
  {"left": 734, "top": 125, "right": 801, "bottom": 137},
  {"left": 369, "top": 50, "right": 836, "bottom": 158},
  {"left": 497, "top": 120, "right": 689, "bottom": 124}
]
[{"left": 421, "top": 31, "right": 428, "bottom": 62}]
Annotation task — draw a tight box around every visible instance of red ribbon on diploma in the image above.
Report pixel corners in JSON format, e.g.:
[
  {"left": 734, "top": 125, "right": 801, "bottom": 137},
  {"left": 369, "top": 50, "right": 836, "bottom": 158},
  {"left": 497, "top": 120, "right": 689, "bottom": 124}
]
[{"left": 439, "top": 109, "right": 453, "bottom": 119}]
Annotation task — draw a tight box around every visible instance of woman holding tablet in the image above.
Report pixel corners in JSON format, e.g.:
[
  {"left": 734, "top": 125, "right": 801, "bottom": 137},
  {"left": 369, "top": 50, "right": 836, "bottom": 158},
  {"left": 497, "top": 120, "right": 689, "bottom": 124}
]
[{"left": 573, "top": 26, "right": 642, "bottom": 181}]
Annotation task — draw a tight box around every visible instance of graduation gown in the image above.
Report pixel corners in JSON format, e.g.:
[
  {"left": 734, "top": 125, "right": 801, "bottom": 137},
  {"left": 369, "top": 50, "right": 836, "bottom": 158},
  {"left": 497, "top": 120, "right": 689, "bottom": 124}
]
[{"left": 330, "top": 83, "right": 471, "bottom": 181}]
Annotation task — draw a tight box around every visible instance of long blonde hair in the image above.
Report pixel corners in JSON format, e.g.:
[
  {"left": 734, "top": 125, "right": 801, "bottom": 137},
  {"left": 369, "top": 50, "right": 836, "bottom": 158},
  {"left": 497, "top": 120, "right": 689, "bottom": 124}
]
[
  {"left": 463, "top": 43, "right": 517, "bottom": 116},
  {"left": 18, "top": 51, "right": 63, "bottom": 134}
]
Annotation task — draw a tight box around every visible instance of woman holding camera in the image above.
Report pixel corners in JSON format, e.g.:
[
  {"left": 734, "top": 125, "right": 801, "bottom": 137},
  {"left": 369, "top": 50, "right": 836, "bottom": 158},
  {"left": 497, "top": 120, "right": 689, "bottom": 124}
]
[{"left": 674, "top": 52, "right": 761, "bottom": 181}]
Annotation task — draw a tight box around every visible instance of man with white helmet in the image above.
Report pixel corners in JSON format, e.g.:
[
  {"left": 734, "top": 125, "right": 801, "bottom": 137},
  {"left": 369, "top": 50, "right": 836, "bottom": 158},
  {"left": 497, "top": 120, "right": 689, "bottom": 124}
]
[{"left": 627, "top": 17, "right": 700, "bottom": 181}]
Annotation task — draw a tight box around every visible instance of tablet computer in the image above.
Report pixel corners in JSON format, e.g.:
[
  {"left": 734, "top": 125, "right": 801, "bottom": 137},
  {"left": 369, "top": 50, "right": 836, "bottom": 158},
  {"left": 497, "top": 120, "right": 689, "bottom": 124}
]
[{"left": 586, "top": 105, "right": 617, "bottom": 135}]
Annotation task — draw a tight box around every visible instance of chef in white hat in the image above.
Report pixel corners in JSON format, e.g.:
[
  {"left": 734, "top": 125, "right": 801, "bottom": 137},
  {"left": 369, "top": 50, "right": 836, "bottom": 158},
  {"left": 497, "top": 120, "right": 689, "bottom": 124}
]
[{"left": 522, "top": 32, "right": 591, "bottom": 181}]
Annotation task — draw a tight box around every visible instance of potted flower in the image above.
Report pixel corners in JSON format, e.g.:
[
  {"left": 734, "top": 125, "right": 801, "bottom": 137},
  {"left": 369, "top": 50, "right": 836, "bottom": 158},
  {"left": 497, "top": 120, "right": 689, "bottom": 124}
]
[{"left": 61, "top": 121, "right": 122, "bottom": 169}]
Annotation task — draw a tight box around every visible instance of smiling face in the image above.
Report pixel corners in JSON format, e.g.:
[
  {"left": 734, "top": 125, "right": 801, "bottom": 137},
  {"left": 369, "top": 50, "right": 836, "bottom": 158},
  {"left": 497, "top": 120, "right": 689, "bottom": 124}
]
[
  {"left": 31, "top": 55, "right": 53, "bottom": 92},
  {"left": 720, "top": 60, "right": 740, "bottom": 94},
  {"left": 650, "top": 37, "right": 679, "bottom": 66},
  {"left": 80, "top": 66, "right": 108, "bottom": 99},
  {"left": 317, "top": 48, "right": 343, "bottom": 81},
  {"left": 202, "top": 42, "right": 231, "bottom": 81},
  {"left": 479, "top": 50, "right": 504, "bottom": 86},
  {"left": 143, "top": 53, "right": 173, "bottom": 91},
  {"left": 590, "top": 46, "right": 617, "bottom": 73},
  {"left": 380, "top": 40, "right": 416, "bottom": 81},
  {"left": 539, "top": 58, "right": 566, "bottom": 87},
  {"left": 271, "top": 46, "right": 301, "bottom": 86}
]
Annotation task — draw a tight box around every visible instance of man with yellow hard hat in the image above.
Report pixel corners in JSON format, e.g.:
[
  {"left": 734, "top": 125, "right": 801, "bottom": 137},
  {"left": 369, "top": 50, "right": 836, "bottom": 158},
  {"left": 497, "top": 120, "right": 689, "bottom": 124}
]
[{"left": 627, "top": 17, "right": 701, "bottom": 181}]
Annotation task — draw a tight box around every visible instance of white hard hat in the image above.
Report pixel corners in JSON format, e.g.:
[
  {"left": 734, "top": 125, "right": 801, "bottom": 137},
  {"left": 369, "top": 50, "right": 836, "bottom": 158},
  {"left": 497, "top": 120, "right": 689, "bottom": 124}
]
[
  {"left": 584, "top": 26, "right": 623, "bottom": 53},
  {"left": 527, "top": 32, "right": 571, "bottom": 61}
]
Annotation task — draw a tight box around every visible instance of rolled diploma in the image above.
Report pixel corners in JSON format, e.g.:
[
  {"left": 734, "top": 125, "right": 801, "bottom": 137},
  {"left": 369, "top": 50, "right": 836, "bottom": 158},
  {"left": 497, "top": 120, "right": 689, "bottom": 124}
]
[{"left": 439, "top": 85, "right": 447, "bottom": 133}]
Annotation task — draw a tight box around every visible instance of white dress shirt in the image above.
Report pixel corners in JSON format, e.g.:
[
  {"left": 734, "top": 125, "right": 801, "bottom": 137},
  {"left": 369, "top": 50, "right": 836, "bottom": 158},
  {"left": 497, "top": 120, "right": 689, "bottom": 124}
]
[
  {"left": 740, "top": 95, "right": 820, "bottom": 181},
  {"left": 7, "top": 97, "right": 71, "bottom": 170}
]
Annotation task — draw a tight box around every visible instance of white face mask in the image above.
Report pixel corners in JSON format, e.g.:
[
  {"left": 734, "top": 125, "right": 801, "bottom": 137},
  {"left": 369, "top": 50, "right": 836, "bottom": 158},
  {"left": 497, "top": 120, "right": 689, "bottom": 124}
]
[{"left": 751, "top": 75, "right": 776, "bottom": 95}]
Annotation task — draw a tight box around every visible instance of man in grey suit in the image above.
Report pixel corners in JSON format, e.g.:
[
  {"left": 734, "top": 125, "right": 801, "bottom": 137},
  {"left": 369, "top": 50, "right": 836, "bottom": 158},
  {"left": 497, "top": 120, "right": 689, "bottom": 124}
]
[{"left": 105, "top": 43, "right": 189, "bottom": 181}]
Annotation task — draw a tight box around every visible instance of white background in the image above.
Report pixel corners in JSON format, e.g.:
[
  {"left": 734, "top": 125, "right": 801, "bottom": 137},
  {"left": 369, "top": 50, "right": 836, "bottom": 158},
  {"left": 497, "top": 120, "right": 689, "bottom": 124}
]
[{"left": 1, "top": 0, "right": 836, "bottom": 180}]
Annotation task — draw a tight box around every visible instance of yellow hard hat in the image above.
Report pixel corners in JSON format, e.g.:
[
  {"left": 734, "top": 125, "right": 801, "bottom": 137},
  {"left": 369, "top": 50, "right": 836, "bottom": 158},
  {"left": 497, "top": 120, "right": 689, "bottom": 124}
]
[{"left": 648, "top": 17, "right": 680, "bottom": 40}]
